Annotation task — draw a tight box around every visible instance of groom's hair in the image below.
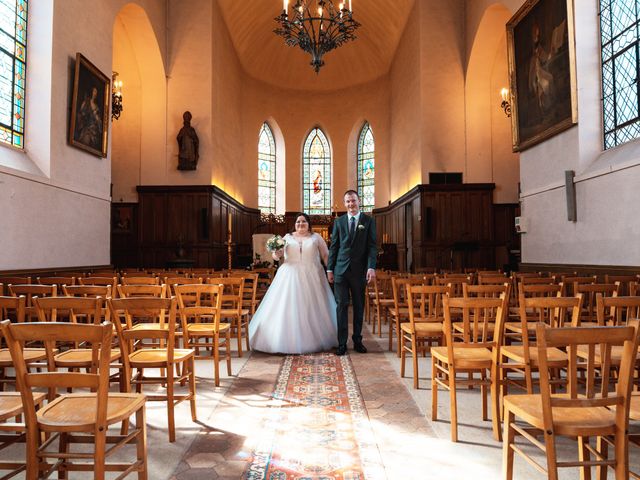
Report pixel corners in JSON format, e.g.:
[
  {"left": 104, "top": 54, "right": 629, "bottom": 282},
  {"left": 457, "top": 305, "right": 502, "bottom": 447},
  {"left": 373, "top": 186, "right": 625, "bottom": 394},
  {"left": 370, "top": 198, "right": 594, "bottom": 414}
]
[
  {"left": 343, "top": 189, "right": 359, "bottom": 199},
  {"left": 294, "top": 212, "right": 313, "bottom": 231}
]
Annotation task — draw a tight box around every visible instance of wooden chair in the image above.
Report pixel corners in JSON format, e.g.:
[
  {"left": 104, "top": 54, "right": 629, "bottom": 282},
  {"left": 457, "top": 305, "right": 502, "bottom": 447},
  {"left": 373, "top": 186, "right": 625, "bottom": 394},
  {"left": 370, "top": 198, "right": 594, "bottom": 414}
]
[
  {"left": 389, "top": 276, "right": 429, "bottom": 356},
  {"left": 0, "top": 320, "right": 148, "bottom": 479},
  {"left": 371, "top": 271, "right": 394, "bottom": 337},
  {"left": 8, "top": 284, "right": 57, "bottom": 321},
  {"left": 210, "top": 277, "right": 250, "bottom": 357},
  {"left": 63, "top": 284, "right": 112, "bottom": 298},
  {"left": 502, "top": 321, "right": 640, "bottom": 480},
  {"left": 560, "top": 275, "right": 597, "bottom": 296},
  {"left": 175, "top": 284, "right": 231, "bottom": 386},
  {"left": 401, "top": 285, "right": 449, "bottom": 388},
  {"left": 0, "top": 296, "right": 50, "bottom": 391},
  {"left": 165, "top": 277, "right": 203, "bottom": 296},
  {"left": 117, "top": 284, "right": 166, "bottom": 298},
  {"left": 120, "top": 276, "right": 160, "bottom": 286},
  {"left": 80, "top": 276, "right": 118, "bottom": 293},
  {"left": 0, "top": 277, "right": 31, "bottom": 295},
  {"left": 477, "top": 274, "right": 509, "bottom": 285},
  {"left": 574, "top": 283, "right": 619, "bottom": 325},
  {"left": 431, "top": 294, "right": 507, "bottom": 441},
  {"left": 230, "top": 272, "right": 259, "bottom": 318},
  {"left": 605, "top": 274, "right": 639, "bottom": 296},
  {"left": 37, "top": 276, "right": 76, "bottom": 294},
  {"left": 34, "top": 296, "right": 122, "bottom": 373},
  {"left": 108, "top": 297, "right": 196, "bottom": 442}
]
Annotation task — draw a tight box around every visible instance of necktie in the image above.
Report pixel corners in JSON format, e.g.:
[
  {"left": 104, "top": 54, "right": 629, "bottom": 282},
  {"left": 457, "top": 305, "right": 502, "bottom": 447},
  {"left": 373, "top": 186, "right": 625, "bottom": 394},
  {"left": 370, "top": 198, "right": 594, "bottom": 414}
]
[{"left": 349, "top": 216, "right": 356, "bottom": 239}]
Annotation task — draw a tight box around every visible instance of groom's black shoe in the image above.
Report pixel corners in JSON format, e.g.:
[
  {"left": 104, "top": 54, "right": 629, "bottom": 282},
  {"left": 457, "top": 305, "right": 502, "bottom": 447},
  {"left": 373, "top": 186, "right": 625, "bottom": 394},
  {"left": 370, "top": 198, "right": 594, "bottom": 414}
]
[
  {"left": 353, "top": 342, "right": 368, "bottom": 353},
  {"left": 336, "top": 345, "right": 347, "bottom": 356}
]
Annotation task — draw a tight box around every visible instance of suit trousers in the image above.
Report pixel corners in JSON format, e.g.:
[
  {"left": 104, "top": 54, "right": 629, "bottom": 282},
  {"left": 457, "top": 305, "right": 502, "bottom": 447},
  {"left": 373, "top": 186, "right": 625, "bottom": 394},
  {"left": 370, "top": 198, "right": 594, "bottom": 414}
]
[{"left": 334, "top": 266, "right": 366, "bottom": 347}]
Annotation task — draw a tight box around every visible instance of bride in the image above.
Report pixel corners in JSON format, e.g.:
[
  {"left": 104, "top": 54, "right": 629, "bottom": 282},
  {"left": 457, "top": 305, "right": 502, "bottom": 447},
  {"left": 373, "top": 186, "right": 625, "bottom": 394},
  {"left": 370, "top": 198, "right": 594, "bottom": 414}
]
[{"left": 249, "top": 213, "right": 338, "bottom": 354}]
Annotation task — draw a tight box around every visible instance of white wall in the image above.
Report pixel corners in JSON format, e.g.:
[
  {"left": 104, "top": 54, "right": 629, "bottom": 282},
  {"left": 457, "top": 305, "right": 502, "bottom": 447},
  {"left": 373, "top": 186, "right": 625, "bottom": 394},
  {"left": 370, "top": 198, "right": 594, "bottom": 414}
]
[{"left": 0, "top": 0, "right": 166, "bottom": 270}]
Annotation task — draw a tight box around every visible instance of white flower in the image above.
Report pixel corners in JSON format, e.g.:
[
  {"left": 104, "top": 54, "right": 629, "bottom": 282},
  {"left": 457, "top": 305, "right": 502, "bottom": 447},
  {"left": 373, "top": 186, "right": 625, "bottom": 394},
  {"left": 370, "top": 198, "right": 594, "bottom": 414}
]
[{"left": 357, "top": 224, "right": 365, "bottom": 230}]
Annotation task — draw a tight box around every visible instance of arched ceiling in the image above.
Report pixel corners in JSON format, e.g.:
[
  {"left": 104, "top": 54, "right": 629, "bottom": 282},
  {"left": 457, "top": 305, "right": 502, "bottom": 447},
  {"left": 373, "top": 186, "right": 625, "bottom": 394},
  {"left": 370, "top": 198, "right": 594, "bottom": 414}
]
[{"left": 217, "top": 0, "right": 415, "bottom": 91}]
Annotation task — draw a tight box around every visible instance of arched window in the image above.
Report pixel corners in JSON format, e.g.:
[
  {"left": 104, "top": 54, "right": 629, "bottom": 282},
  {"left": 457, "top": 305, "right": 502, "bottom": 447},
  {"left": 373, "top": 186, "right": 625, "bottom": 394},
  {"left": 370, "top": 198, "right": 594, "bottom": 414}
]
[
  {"left": 0, "top": 0, "right": 28, "bottom": 148},
  {"left": 600, "top": 0, "right": 640, "bottom": 148},
  {"left": 357, "top": 122, "right": 375, "bottom": 212},
  {"left": 258, "top": 122, "right": 276, "bottom": 214},
  {"left": 302, "top": 127, "right": 331, "bottom": 214}
]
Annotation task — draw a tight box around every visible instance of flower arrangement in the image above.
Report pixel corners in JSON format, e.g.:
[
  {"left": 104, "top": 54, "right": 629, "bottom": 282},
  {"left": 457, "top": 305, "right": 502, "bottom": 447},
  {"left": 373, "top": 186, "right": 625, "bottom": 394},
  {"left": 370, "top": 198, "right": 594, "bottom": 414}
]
[
  {"left": 357, "top": 224, "right": 365, "bottom": 230},
  {"left": 266, "top": 235, "right": 286, "bottom": 252}
]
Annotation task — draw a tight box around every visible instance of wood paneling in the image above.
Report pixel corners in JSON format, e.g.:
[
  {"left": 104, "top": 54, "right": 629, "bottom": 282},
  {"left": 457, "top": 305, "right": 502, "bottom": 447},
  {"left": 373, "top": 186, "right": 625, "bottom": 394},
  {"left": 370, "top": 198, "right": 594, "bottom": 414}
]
[
  {"left": 111, "top": 186, "right": 260, "bottom": 269},
  {"left": 373, "top": 184, "right": 518, "bottom": 272}
]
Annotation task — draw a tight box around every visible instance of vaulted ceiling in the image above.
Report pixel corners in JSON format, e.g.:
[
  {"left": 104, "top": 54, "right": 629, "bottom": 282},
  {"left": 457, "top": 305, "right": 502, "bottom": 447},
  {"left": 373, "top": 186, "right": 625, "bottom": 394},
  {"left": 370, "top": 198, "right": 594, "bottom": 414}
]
[{"left": 217, "top": 0, "right": 415, "bottom": 91}]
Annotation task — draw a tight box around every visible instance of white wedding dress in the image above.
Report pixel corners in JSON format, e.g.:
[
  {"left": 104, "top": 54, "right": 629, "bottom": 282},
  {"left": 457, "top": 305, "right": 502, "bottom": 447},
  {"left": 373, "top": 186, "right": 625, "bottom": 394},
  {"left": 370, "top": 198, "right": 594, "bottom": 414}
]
[{"left": 249, "top": 232, "right": 338, "bottom": 354}]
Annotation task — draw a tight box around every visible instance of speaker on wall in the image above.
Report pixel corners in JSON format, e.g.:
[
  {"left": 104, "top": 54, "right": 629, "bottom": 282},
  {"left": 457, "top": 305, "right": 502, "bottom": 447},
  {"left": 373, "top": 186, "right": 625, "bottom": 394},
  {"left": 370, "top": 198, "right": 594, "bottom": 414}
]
[{"left": 565, "top": 170, "right": 576, "bottom": 222}]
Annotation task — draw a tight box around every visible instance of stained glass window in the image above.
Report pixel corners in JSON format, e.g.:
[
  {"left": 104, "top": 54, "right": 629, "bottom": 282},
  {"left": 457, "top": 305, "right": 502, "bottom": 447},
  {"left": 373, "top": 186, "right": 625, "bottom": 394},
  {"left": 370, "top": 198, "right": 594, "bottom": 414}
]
[
  {"left": 600, "top": 0, "right": 640, "bottom": 149},
  {"left": 357, "top": 122, "right": 375, "bottom": 212},
  {"left": 303, "top": 127, "right": 331, "bottom": 215},
  {"left": 258, "top": 122, "right": 276, "bottom": 214},
  {"left": 0, "top": 0, "right": 27, "bottom": 149}
]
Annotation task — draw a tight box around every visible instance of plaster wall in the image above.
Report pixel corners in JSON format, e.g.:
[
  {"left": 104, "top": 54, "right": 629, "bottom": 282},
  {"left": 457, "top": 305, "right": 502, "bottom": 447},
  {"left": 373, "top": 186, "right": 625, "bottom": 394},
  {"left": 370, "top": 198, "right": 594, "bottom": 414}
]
[
  {"left": 240, "top": 76, "right": 391, "bottom": 212},
  {"left": 389, "top": 2, "right": 422, "bottom": 200},
  {"left": 0, "top": 0, "right": 166, "bottom": 269}
]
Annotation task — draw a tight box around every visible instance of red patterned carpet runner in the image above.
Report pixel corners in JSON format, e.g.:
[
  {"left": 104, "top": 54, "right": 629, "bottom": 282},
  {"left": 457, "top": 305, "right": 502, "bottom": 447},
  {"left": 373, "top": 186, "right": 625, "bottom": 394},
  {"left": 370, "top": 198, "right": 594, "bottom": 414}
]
[{"left": 246, "top": 353, "right": 386, "bottom": 480}]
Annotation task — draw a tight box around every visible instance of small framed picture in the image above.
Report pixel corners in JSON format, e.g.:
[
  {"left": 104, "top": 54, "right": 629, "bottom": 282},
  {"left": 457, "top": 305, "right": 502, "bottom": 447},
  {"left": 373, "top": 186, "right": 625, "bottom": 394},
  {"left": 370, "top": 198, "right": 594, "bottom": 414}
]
[{"left": 69, "top": 53, "right": 110, "bottom": 157}]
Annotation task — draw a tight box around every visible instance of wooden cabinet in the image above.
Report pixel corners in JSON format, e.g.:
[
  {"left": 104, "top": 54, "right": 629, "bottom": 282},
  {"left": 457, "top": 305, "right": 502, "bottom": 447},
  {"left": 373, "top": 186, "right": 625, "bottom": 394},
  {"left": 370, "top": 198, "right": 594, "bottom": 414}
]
[
  {"left": 373, "top": 184, "right": 519, "bottom": 272},
  {"left": 111, "top": 186, "right": 260, "bottom": 269}
]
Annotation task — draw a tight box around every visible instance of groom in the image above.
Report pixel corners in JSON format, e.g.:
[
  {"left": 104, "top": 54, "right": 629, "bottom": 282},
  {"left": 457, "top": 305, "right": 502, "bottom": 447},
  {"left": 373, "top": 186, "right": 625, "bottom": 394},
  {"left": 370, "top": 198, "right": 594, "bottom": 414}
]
[{"left": 327, "top": 190, "right": 377, "bottom": 356}]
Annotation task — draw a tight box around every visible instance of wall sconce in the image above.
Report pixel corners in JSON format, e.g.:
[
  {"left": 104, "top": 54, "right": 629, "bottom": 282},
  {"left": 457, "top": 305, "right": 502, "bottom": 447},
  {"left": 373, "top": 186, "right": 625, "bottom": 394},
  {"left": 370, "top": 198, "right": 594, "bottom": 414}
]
[
  {"left": 500, "top": 87, "right": 511, "bottom": 118},
  {"left": 111, "top": 72, "right": 123, "bottom": 121}
]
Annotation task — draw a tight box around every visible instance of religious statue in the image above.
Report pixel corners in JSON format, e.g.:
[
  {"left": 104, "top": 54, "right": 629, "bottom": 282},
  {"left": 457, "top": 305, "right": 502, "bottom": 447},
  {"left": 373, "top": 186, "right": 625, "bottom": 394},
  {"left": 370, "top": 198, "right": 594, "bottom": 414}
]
[{"left": 177, "top": 111, "right": 199, "bottom": 170}]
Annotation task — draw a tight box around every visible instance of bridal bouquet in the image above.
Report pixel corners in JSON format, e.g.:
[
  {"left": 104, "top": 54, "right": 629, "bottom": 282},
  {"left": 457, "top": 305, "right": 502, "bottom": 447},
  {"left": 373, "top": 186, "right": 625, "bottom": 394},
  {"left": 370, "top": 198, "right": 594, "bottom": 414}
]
[{"left": 266, "top": 235, "right": 286, "bottom": 252}]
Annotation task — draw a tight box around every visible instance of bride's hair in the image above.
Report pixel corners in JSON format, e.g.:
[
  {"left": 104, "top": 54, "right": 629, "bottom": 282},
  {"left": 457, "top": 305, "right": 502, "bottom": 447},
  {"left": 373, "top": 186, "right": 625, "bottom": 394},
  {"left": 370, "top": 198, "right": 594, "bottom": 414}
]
[{"left": 294, "top": 212, "right": 312, "bottom": 232}]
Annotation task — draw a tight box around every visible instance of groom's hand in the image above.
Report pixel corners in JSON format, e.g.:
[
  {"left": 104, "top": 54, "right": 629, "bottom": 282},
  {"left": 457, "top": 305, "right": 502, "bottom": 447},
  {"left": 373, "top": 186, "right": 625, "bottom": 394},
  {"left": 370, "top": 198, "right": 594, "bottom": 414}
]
[
  {"left": 327, "top": 272, "right": 334, "bottom": 283},
  {"left": 366, "top": 268, "right": 376, "bottom": 284}
]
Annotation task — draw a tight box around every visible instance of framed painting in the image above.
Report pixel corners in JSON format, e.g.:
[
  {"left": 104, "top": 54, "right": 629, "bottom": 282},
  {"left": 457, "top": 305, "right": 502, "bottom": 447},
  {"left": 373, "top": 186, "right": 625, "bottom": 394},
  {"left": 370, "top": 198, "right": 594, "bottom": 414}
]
[
  {"left": 112, "top": 205, "right": 133, "bottom": 233},
  {"left": 69, "top": 53, "right": 110, "bottom": 157},
  {"left": 506, "top": 0, "right": 577, "bottom": 152}
]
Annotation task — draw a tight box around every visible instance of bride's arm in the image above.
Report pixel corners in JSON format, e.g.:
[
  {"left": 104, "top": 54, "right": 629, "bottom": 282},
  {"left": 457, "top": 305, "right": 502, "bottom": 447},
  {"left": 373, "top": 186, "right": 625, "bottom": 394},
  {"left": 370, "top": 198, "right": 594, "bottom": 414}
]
[{"left": 316, "top": 233, "right": 329, "bottom": 266}]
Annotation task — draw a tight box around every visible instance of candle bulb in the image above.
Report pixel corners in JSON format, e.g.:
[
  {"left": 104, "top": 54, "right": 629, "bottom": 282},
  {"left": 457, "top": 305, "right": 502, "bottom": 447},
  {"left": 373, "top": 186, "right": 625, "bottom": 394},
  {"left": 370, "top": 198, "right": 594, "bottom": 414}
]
[
  {"left": 349, "top": 0, "right": 352, "bottom": 12},
  {"left": 283, "top": 0, "right": 288, "bottom": 13}
]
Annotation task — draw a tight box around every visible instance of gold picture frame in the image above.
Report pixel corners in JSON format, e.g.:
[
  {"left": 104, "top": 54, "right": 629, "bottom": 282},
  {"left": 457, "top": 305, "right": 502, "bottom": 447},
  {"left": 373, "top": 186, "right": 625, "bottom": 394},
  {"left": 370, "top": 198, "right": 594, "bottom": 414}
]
[
  {"left": 69, "top": 53, "right": 110, "bottom": 157},
  {"left": 506, "top": 0, "right": 578, "bottom": 152}
]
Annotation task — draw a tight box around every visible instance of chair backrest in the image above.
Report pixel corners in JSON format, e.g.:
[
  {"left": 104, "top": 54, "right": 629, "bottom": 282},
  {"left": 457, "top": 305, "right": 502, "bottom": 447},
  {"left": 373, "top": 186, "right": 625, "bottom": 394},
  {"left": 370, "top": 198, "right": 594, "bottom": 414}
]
[
  {"left": 63, "top": 284, "right": 112, "bottom": 298},
  {"left": 0, "top": 277, "right": 31, "bottom": 295},
  {"left": 8, "top": 284, "right": 57, "bottom": 320},
  {"left": 37, "top": 277, "right": 76, "bottom": 292},
  {"left": 463, "top": 283, "right": 510, "bottom": 299},
  {"left": 392, "top": 276, "right": 428, "bottom": 309},
  {"left": 443, "top": 294, "right": 507, "bottom": 352},
  {"left": 406, "top": 285, "right": 450, "bottom": 328},
  {"left": 79, "top": 276, "right": 118, "bottom": 291},
  {"left": 0, "top": 295, "right": 26, "bottom": 324},
  {"left": 436, "top": 275, "right": 472, "bottom": 296},
  {"left": 176, "top": 284, "right": 223, "bottom": 332},
  {"left": 574, "top": 283, "right": 619, "bottom": 322},
  {"left": 373, "top": 271, "right": 393, "bottom": 300},
  {"left": 596, "top": 294, "right": 640, "bottom": 327},
  {"left": 117, "top": 284, "right": 166, "bottom": 298},
  {"left": 0, "top": 320, "right": 113, "bottom": 427},
  {"left": 34, "top": 296, "right": 104, "bottom": 325},
  {"left": 520, "top": 276, "right": 557, "bottom": 285},
  {"left": 477, "top": 274, "right": 508, "bottom": 285},
  {"left": 209, "top": 277, "right": 245, "bottom": 312},
  {"left": 560, "top": 275, "right": 597, "bottom": 296},
  {"left": 230, "top": 273, "right": 259, "bottom": 310},
  {"left": 604, "top": 274, "right": 639, "bottom": 296},
  {"left": 518, "top": 283, "right": 562, "bottom": 299},
  {"left": 120, "top": 276, "right": 160, "bottom": 286},
  {"left": 536, "top": 320, "right": 640, "bottom": 424},
  {"left": 165, "top": 277, "right": 203, "bottom": 295}
]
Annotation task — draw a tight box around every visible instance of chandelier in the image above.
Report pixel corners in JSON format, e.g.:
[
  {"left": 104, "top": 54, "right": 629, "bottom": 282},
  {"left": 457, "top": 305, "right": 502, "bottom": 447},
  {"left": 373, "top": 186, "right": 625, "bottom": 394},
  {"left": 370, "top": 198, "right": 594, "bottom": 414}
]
[{"left": 274, "top": 0, "right": 360, "bottom": 73}]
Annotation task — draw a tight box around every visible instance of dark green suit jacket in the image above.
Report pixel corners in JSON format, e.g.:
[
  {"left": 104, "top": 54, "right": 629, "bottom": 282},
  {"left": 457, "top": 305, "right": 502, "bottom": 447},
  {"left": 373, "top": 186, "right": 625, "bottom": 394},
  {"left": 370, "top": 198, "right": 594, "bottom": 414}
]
[{"left": 327, "top": 212, "right": 377, "bottom": 281}]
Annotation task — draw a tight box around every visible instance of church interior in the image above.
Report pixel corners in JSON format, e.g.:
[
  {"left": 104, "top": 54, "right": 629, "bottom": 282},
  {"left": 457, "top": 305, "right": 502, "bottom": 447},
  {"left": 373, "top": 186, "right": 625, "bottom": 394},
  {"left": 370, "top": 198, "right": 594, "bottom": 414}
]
[{"left": 2, "top": 0, "right": 640, "bottom": 478}]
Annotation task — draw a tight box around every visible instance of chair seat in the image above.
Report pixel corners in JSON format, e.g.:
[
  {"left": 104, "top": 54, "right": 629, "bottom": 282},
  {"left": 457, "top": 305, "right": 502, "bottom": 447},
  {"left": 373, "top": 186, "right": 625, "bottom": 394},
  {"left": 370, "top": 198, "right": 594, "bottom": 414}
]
[
  {"left": 630, "top": 394, "right": 640, "bottom": 421},
  {"left": 0, "top": 391, "right": 46, "bottom": 422},
  {"left": 130, "top": 323, "right": 170, "bottom": 331},
  {"left": 501, "top": 345, "right": 568, "bottom": 367},
  {"left": 575, "top": 344, "right": 640, "bottom": 365},
  {"left": 0, "top": 348, "right": 51, "bottom": 367},
  {"left": 401, "top": 322, "right": 443, "bottom": 336},
  {"left": 187, "top": 322, "right": 231, "bottom": 333},
  {"left": 54, "top": 348, "right": 121, "bottom": 366},
  {"left": 504, "top": 322, "right": 537, "bottom": 334},
  {"left": 37, "top": 392, "right": 146, "bottom": 432},
  {"left": 504, "top": 393, "right": 617, "bottom": 437},
  {"left": 129, "top": 348, "right": 194, "bottom": 366},
  {"left": 431, "top": 346, "right": 493, "bottom": 368}
]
